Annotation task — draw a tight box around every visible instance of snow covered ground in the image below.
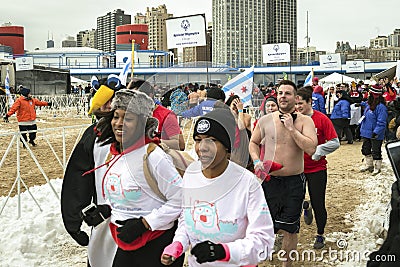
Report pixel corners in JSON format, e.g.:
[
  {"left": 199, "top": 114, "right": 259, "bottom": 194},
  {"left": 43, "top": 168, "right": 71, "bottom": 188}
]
[{"left": 0, "top": 179, "right": 87, "bottom": 267}]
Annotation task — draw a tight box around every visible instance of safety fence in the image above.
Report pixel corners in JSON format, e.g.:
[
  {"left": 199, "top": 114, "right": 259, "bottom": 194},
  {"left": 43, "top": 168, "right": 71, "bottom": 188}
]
[
  {"left": 0, "top": 94, "right": 91, "bottom": 118},
  {"left": 1, "top": 94, "right": 262, "bottom": 119},
  {"left": 0, "top": 124, "right": 90, "bottom": 218}
]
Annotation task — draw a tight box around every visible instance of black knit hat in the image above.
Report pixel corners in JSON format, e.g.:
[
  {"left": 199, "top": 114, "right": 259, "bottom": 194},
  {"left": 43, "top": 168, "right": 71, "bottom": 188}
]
[
  {"left": 20, "top": 87, "right": 30, "bottom": 97},
  {"left": 193, "top": 108, "right": 236, "bottom": 152}
]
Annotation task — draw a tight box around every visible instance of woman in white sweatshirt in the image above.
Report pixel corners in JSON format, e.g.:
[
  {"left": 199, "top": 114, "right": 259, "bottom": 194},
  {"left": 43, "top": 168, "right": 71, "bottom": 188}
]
[
  {"left": 82, "top": 89, "right": 184, "bottom": 267},
  {"left": 161, "top": 108, "right": 275, "bottom": 267}
]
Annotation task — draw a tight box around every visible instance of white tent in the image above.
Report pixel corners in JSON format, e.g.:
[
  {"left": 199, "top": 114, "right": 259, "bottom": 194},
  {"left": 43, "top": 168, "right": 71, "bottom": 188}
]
[
  {"left": 70, "top": 76, "right": 87, "bottom": 85},
  {"left": 319, "top": 72, "right": 355, "bottom": 84}
]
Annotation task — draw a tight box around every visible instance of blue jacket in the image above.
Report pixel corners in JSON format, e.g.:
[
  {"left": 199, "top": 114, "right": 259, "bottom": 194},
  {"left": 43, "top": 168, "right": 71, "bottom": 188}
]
[
  {"left": 312, "top": 93, "right": 326, "bottom": 114},
  {"left": 360, "top": 103, "right": 388, "bottom": 140},
  {"left": 330, "top": 99, "right": 351, "bottom": 119},
  {"left": 181, "top": 99, "right": 217, "bottom": 118}
]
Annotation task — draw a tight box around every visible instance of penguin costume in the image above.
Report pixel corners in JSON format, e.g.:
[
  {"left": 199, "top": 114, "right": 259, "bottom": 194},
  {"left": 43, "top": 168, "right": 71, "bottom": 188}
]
[{"left": 61, "top": 75, "right": 124, "bottom": 267}]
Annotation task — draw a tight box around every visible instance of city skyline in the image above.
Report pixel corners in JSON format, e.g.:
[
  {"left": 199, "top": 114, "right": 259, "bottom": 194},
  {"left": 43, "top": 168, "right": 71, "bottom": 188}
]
[{"left": 2, "top": 0, "right": 400, "bottom": 53}]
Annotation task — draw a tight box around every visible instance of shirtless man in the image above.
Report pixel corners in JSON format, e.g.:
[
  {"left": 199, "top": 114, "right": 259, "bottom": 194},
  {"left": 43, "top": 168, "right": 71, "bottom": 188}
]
[{"left": 249, "top": 80, "right": 317, "bottom": 267}]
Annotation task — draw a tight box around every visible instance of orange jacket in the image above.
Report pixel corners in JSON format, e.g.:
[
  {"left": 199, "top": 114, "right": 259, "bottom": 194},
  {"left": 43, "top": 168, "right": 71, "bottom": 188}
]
[{"left": 7, "top": 96, "right": 49, "bottom": 122}]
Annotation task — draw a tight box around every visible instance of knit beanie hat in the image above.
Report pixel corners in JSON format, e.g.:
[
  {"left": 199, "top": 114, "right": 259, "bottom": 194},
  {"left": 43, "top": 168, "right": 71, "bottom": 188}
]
[
  {"left": 193, "top": 108, "right": 236, "bottom": 152},
  {"left": 369, "top": 84, "right": 383, "bottom": 97},
  {"left": 206, "top": 87, "right": 226, "bottom": 102},
  {"left": 20, "top": 87, "right": 30, "bottom": 97},
  {"left": 111, "top": 89, "right": 154, "bottom": 117},
  {"left": 265, "top": 96, "right": 278, "bottom": 105}
]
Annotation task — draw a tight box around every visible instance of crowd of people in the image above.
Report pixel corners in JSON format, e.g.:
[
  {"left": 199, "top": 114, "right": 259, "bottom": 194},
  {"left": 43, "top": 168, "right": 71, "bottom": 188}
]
[{"left": 6, "top": 74, "right": 399, "bottom": 266}]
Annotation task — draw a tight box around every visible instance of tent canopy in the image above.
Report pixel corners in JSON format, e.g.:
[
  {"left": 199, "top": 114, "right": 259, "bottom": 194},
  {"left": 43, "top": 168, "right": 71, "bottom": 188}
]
[
  {"left": 70, "top": 76, "right": 87, "bottom": 85},
  {"left": 319, "top": 72, "right": 355, "bottom": 84},
  {"left": 372, "top": 65, "right": 396, "bottom": 82}
]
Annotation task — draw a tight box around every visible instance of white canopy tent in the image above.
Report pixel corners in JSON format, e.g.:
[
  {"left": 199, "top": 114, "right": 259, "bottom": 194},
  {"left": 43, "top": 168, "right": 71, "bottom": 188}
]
[
  {"left": 319, "top": 72, "right": 355, "bottom": 84},
  {"left": 70, "top": 76, "right": 87, "bottom": 85}
]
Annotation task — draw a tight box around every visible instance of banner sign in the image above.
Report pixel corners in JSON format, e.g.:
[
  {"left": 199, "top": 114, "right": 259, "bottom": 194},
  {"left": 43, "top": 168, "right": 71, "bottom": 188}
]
[
  {"left": 15, "top": 57, "right": 34, "bottom": 71},
  {"left": 345, "top": 61, "right": 365, "bottom": 73},
  {"left": 262, "top": 43, "right": 291, "bottom": 63},
  {"left": 319, "top": 54, "right": 341, "bottom": 70},
  {"left": 166, "top": 14, "right": 206, "bottom": 49}
]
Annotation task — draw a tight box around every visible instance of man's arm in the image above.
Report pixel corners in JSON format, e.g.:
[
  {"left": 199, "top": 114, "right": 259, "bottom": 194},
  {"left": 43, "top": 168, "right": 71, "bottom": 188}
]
[{"left": 249, "top": 123, "right": 262, "bottom": 162}]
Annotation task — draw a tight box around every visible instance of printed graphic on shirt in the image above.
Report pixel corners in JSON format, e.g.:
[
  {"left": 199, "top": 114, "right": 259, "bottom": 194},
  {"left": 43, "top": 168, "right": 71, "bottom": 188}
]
[
  {"left": 184, "top": 200, "right": 238, "bottom": 241},
  {"left": 165, "top": 173, "right": 182, "bottom": 186},
  {"left": 260, "top": 203, "right": 270, "bottom": 215},
  {"left": 104, "top": 173, "right": 142, "bottom": 205}
]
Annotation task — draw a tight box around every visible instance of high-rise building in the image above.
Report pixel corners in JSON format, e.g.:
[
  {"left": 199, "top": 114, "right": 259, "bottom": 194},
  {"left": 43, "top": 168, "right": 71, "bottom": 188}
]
[
  {"left": 145, "top": 5, "right": 172, "bottom": 51},
  {"left": 212, "top": 0, "right": 268, "bottom": 67},
  {"left": 62, "top": 36, "right": 77, "bottom": 47},
  {"left": 267, "top": 0, "right": 297, "bottom": 63},
  {"left": 77, "top": 29, "right": 96, "bottom": 49},
  {"left": 134, "top": 13, "right": 147, "bottom": 24},
  {"left": 388, "top": 29, "right": 400, "bottom": 47},
  {"left": 96, "top": 9, "right": 131, "bottom": 54},
  {"left": 46, "top": 40, "right": 54, "bottom": 48}
]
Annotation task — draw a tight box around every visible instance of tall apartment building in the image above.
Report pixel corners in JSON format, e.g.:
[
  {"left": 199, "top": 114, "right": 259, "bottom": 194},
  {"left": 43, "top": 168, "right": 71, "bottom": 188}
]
[
  {"left": 96, "top": 9, "right": 131, "bottom": 54},
  {"left": 62, "top": 36, "right": 77, "bottom": 47},
  {"left": 388, "top": 29, "right": 400, "bottom": 47},
  {"left": 144, "top": 5, "right": 172, "bottom": 51},
  {"left": 267, "top": 0, "right": 297, "bottom": 63},
  {"left": 370, "top": 36, "right": 388, "bottom": 48},
  {"left": 134, "top": 13, "right": 147, "bottom": 24},
  {"left": 77, "top": 29, "right": 96, "bottom": 49},
  {"left": 212, "top": 0, "right": 268, "bottom": 67}
]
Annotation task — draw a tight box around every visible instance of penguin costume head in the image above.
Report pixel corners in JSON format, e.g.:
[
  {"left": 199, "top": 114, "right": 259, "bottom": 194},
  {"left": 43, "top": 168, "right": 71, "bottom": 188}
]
[{"left": 88, "top": 74, "right": 126, "bottom": 115}]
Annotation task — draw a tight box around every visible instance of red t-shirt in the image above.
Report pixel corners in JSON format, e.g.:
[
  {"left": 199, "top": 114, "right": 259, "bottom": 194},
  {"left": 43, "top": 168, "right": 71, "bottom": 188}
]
[
  {"left": 152, "top": 105, "right": 181, "bottom": 140},
  {"left": 304, "top": 110, "right": 338, "bottom": 173}
]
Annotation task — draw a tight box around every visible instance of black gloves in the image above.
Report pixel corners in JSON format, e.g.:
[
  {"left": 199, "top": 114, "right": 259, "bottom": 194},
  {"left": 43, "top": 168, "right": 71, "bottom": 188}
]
[
  {"left": 371, "top": 133, "right": 378, "bottom": 140},
  {"left": 191, "top": 240, "right": 226, "bottom": 264},
  {"left": 69, "top": 230, "right": 89, "bottom": 246},
  {"left": 80, "top": 204, "right": 111, "bottom": 227},
  {"left": 3, "top": 115, "right": 9, "bottom": 123},
  {"left": 115, "top": 217, "right": 148, "bottom": 243},
  {"left": 47, "top": 102, "right": 53, "bottom": 107}
]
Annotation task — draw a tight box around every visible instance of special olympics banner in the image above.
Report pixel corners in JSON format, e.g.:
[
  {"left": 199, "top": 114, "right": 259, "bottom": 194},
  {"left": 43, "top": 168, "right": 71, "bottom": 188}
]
[
  {"left": 15, "top": 57, "right": 34, "bottom": 71},
  {"left": 262, "top": 43, "right": 291, "bottom": 63},
  {"left": 319, "top": 54, "right": 342, "bottom": 70},
  {"left": 345, "top": 61, "right": 365, "bottom": 73},
  {"left": 166, "top": 14, "right": 206, "bottom": 49}
]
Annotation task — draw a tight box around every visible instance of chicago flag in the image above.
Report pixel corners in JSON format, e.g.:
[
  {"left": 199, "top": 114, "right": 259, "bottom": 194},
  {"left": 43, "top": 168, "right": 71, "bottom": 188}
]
[{"left": 222, "top": 66, "right": 254, "bottom": 107}]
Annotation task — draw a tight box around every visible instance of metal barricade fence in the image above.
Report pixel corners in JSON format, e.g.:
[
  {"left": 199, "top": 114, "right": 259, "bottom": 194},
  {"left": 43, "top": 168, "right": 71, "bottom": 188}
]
[
  {"left": 0, "top": 124, "right": 90, "bottom": 218},
  {"left": 0, "top": 94, "right": 91, "bottom": 118}
]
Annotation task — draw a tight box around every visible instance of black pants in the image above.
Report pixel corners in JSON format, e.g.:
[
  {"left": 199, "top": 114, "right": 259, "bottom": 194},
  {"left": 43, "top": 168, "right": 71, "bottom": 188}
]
[
  {"left": 305, "top": 170, "right": 328, "bottom": 235},
  {"left": 18, "top": 124, "right": 37, "bottom": 143},
  {"left": 112, "top": 225, "right": 184, "bottom": 267},
  {"left": 361, "top": 138, "right": 383, "bottom": 160},
  {"left": 332, "top": 118, "right": 353, "bottom": 143}
]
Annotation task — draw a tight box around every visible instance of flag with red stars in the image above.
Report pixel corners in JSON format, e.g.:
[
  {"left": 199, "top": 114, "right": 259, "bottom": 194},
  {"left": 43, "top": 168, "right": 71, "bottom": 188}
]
[{"left": 222, "top": 66, "right": 254, "bottom": 107}]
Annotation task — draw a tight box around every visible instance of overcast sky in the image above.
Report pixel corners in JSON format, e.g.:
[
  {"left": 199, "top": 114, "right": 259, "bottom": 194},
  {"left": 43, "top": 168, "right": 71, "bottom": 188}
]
[{"left": 2, "top": 0, "right": 400, "bottom": 53}]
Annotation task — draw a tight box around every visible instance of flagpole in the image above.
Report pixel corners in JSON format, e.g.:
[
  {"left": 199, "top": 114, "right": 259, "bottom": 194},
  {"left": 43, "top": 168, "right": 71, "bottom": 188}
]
[{"left": 131, "top": 39, "right": 135, "bottom": 81}]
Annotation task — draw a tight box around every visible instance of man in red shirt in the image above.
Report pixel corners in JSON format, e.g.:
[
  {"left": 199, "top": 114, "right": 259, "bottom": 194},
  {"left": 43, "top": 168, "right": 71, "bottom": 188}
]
[
  {"left": 133, "top": 80, "right": 185, "bottom": 151},
  {"left": 296, "top": 86, "right": 340, "bottom": 249}
]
